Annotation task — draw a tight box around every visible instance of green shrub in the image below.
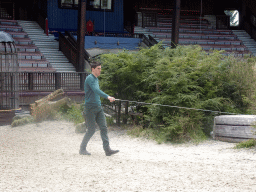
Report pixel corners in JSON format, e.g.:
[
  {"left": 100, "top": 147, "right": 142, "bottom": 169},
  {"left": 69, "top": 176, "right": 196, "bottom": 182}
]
[
  {"left": 99, "top": 44, "right": 256, "bottom": 143},
  {"left": 106, "top": 116, "right": 115, "bottom": 126},
  {"left": 235, "top": 139, "right": 256, "bottom": 149},
  {"left": 59, "top": 103, "right": 84, "bottom": 124}
]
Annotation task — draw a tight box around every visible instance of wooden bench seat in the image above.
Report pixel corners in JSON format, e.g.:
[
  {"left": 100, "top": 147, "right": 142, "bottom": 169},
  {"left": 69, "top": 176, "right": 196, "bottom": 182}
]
[
  {"left": 147, "top": 27, "right": 233, "bottom": 35},
  {"left": 179, "top": 33, "right": 237, "bottom": 40},
  {"left": 152, "top": 32, "right": 237, "bottom": 40},
  {"left": 13, "top": 37, "right": 33, "bottom": 45},
  {"left": 157, "top": 22, "right": 211, "bottom": 29},
  {"left": 0, "top": 25, "right": 23, "bottom": 32},
  {"left": 158, "top": 21, "right": 210, "bottom": 26},
  {"left": 159, "top": 38, "right": 242, "bottom": 46},
  {"left": 0, "top": 19, "right": 18, "bottom": 26},
  {"left": 5, "top": 31, "right": 28, "bottom": 38},
  {"left": 158, "top": 18, "right": 209, "bottom": 24},
  {"left": 163, "top": 43, "right": 247, "bottom": 51},
  {"left": 19, "top": 59, "right": 50, "bottom": 68},
  {"left": 15, "top": 44, "right": 38, "bottom": 52},
  {"left": 180, "top": 39, "right": 242, "bottom": 46},
  {"left": 181, "top": 28, "right": 233, "bottom": 35},
  {"left": 18, "top": 67, "right": 56, "bottom": 73},
  {"left": 205, "top": 49, "right": 252, "bottom": 57},
  {"left": 18, "top": 52, "right": 44, "bottom": 60},
  {"left": 199, "top": 44, "right": 247, "bottom": 51}
]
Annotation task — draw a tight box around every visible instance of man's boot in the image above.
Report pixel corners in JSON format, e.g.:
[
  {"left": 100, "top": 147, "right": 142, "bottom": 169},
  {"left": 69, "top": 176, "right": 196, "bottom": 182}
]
[
  {"left": 105, "top": 146, "right": 119, "bottom": 156},
  {"left": 79, "top": 148, "right": 91, "bottom": 155}
]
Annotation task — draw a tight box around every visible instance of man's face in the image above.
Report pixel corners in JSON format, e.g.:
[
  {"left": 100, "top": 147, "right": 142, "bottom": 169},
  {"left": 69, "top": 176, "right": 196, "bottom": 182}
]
[{"left": 92, "top": 65, "right": 101, "bottom": 77}]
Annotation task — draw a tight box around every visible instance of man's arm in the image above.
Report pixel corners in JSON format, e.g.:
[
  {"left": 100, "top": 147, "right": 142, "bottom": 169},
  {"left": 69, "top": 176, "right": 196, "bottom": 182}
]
[
  {"left": 88, "top": 77, "right": 115, "bottom": 102},
  {"left": 107, "top": 96, "right": 115, "bottom": 102},
  {"left": 89, "top": 79, "right": 108, "bottom": 99}
]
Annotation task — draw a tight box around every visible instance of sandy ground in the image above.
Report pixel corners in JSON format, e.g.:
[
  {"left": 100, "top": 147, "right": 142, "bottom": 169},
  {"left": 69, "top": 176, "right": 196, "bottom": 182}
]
[{"left": 1, "top": 120, "right": 256, "bottom": 192}]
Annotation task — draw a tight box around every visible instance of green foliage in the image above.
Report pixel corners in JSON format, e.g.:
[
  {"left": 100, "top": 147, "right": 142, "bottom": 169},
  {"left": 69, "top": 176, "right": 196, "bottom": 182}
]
[
  {"left": 99, "top": 44, "right": 163, "bottom": 101},
  {"left": 127, "top": 125, "right": 165, "bottom": 144},
  {"left": 106, "top": 116, "right": 115, "bottom": 126},
  {"left": 11, "top": 116, "right": 34, "bottom": 127},
  {"left": 99, "top": 44, "right": 256, "bottom": 143},
  {"left": 59, "top": 103, "right": 84, "bottom": 124},
  {"left": 235, "top": 139, "right": 256, "bottom": 149}
]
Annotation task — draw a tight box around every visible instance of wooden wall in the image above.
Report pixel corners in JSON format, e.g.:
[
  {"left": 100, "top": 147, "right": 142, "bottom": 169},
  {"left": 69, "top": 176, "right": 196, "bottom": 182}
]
[{"left": 47, "top": 0, "right": 124, "bottom": 33}]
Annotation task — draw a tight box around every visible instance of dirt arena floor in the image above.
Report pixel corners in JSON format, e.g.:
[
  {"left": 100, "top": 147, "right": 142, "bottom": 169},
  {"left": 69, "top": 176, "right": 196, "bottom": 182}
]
[{"left": 1, "top": 120, "right": 256, "bottom": 192}]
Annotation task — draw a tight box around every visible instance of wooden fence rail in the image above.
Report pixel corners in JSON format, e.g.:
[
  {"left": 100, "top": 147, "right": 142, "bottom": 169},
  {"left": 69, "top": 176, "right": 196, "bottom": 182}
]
[{"left": 0, "top": 72, "right": 88, "bottom": 92}]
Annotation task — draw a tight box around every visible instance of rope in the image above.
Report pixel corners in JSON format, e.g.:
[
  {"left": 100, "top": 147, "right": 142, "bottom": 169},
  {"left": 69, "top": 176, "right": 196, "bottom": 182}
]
[{"left": 114, "top": 99, "right": 238, "bottom": 115}]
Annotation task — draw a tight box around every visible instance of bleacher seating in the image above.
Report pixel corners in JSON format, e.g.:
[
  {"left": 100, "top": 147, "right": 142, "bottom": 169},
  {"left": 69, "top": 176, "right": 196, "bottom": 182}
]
[
  {"left": 0, "top": 19, "right": 55, "bottom": 72},
  {"left": 138, "top": 9, "right": 252, "bottom": 56}
]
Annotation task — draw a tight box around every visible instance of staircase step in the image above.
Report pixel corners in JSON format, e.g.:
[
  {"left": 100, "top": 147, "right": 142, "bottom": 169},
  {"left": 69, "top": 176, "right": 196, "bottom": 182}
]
[
  {"left": 18, "top": 52, "right": 44, "bottom": 60},
  {"left": 47, "top": 59, "right": 69, "bottom": 62},
  {"left": 51, "top": 63, "right": 74, "bottom": 67},
  {"left": 19, "top": 59, "right": 50, "bottom": 68},
  {"left": 17, "top": 20, "right": 76, "bottom": 72}
]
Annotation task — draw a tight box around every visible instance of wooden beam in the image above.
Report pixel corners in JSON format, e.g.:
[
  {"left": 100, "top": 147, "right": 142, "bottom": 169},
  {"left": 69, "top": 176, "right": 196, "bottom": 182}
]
[
  {"left": 171, "top": 0, "right": 181, "bottom": 48},
  {"left": 77, "top": 0, "right": 86, "bottom": 72}
]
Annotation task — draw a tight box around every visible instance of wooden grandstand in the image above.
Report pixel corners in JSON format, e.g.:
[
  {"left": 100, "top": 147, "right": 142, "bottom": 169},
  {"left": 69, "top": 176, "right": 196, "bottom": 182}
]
[
  {"left": 136, "top": 8, "right": 252, "bottom": 57},
  {"left": 0, "top": 19, "right": 55, "bottom": 72}
]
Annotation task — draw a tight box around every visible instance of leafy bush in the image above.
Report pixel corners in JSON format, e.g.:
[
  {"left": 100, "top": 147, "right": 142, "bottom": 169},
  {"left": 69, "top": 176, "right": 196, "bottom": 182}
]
[
  {"left": 59, "top": 103, "right": 84, "bottom": 124},
  {"left": 106, "top": 116, "right": 115, "bottom": 126},
  {"left": 99, "top": 44, "right": 256, "bottom": 142},
  {"left": 235, "top": 139, "right": 256, "bottom": 149}
]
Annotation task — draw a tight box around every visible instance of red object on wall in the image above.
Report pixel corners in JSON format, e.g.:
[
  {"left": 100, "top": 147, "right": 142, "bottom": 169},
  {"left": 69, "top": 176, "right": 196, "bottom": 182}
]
[{"left": 86, "top": 20, "right": 94, "bottom": 33}]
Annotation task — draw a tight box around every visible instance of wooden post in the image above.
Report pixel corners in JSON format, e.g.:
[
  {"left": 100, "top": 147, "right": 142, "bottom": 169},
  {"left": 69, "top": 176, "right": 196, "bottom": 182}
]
[
  {"left": 171, "top": 0, "right": 181, "bottom": 48},
  {"left": 117, "top": 100, "right": 121, "bottom": 126},
  {"left": 142, "top": 12, "right": 144, "bottom": 28},
  {"left": 28, "top": 72, "right": 33, "bottom": 90},
  {"left": 12, "top": 2, "right": 15, "bottom": 20},
  {"left": 77, "top": 0, "right": 86, "bottom": 72},
  {"left": 80, "top": 73, "right": 86, "bottom": 91},
  {"left": 55, "top": 73, "right": 61, "bottom": 90},
  {"left": 45, "top": 18, "right": 49, "bottom": 36},
  {"left": 123, "top": 101, "right": 128, "bottom": 124}
]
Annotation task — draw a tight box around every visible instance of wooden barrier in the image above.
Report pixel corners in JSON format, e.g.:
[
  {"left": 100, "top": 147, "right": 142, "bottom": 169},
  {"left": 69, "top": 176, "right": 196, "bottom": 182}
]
[
  {"left": 213, "top": 115, "right": 256, "bottom": 143},
  {"left": 0, "top": 109, "right": 16, "bottom": 126}
]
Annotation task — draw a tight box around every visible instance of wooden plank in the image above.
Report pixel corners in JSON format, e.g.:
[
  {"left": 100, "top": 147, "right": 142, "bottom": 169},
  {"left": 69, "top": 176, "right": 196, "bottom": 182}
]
[
  {"left": 214, "top": 125, "right": 256, "bottom": 139},
  {"left": 214, "top": 115, "right": 256, "bottom": 126},
  {"left": 0, "top": 110, "right": 15, "bottom": 126},
  {"left": 214, "top": 136, "right": 249, "bottom": 143}
]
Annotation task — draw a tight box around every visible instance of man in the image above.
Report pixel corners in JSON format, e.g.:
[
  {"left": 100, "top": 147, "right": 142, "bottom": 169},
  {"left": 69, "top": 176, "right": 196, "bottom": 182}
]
[{"left": 79, "top": 61, "right": 119, "bottom": 156}]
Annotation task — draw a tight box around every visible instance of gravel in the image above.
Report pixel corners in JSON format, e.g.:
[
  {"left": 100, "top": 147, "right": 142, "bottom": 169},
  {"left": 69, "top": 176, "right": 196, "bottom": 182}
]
[{"left": 1, "top": 120, "right": 256, "bottom": 192}]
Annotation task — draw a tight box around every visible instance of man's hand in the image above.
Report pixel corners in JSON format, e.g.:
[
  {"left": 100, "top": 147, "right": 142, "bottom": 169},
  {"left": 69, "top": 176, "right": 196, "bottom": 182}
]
[{"left": 108, "top": 96, "right": 115, "bottom": 102}]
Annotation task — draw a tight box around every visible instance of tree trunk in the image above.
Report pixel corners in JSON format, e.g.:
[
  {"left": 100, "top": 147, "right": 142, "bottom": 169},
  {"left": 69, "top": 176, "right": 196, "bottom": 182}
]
[{"left": 30, "top": 89, "right": 72, "bottom": 122}]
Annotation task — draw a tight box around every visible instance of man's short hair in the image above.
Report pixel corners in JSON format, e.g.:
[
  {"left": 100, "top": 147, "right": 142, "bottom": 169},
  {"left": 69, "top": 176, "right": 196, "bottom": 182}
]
[{"left": 90, "top": 60, "right": 101, "bottom": 70}]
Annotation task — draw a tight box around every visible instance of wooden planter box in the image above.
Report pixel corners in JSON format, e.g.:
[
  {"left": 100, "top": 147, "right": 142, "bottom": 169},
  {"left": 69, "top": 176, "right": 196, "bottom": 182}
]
[
  {"left": 0, "top": 110, "right": 16, "bottom": 126},
  {"left": 213, "top": 115, "right": 256, "bottom": 143}
]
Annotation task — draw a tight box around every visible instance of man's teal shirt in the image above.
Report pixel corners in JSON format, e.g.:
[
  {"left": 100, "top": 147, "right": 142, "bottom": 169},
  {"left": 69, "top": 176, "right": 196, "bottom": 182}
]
[{"left": 84, "top": 74, "right": 109, "bottom": 107}]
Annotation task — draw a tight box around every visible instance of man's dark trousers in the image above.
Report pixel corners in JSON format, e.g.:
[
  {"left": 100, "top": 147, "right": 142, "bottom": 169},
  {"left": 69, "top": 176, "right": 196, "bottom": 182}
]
[{"left": 80, "top": 105, "right": 109, "bottom": 151}]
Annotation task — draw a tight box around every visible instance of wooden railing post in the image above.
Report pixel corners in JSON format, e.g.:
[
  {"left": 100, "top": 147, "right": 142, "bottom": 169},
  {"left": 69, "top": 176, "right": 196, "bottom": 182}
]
[
  {"left": 28, "top": 72, "right": 33, "bottom": 90},
  {"left": 12, "top": 2, "right": 15, "bottom": 20},
  {"left": 80, "top": 73, "right": 85, "bottom": 91},
  {"left": 142, "top": 12, "right": 145, "bottom": 28},
  {"left": 117, "top": 100, "right": 121, "bottom": 126},
  {"left": 3, "top": 72, "right": 88, "bottom": 92},
  {"left": 45, "top": 18, "right": 49, "bottom": 36},
  {"left": 123, "top": 101, "right": 129, "bottom": 124},
  {"left": 55, "top": 73, "right": 61, "bottom": 90}
]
